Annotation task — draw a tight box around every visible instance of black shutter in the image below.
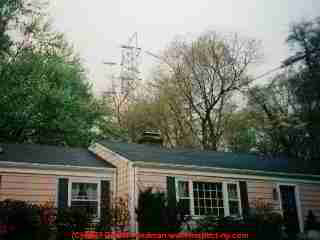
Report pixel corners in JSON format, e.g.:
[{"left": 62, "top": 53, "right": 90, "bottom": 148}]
[
  {"left": 101, "top": 180, "right": 110, "bottom": 210},
  {"left": 100, "top": 180, "right": 111, "bottom": 228},
  {"left": 167, "top": 176, "right": 177, "bottom": 230},
  {"left": 58, "top": 178, "right": 69, "bottom": 209},
  {"left": 167, "top": 176, "right": 176, "bottom": 210},
  {"left": 239, "top": 181, "right": 250, "bottom": 218}
]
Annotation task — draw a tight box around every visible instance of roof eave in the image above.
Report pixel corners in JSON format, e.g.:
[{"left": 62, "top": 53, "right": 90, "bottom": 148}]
[
  {"left": 133, "top": 161, "right": 320, "bottom": 181},
  {"left": 0, "top": 161, "right": 115, "bottom": 173}
]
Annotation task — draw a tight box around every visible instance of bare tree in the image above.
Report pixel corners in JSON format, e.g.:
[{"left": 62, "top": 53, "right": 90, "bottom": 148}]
[{"left": 161, "top": 31, "right": 261, "bottom": 150}]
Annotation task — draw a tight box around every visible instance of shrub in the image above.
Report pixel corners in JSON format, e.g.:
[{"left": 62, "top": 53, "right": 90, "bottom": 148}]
[
  {"left": 305, "top": 210, "right": 320, "bottom": 231},
  {"left": 192, "top": 199, "right": 283, "bottom": 240},
  {"left": 136, "top": 187, "right": 187, "bottom": 233},
  {"left": 0, "top": 199, "right": 54, "bottom": 240},
  {"left": 97, "top": 196, "right": 130, "bottom": 232},
  {"left": 55, "top": 207, "right": 93, "bottom": 240}
]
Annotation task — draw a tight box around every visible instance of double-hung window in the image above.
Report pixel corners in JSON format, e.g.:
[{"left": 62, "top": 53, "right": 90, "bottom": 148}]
[
  {"left": 176, "top": 179, "right": 241, "bottom": 217},
  {"left": 227, "top": 183, "right": 241, "bottom": 216},
  {"left": 69, "top": 181, "right": 100, "bottom": 218},
  {"left": 193, "top": 182, "right": 224, "bottom": 216},
  {"left": 177, "top": 180, "right": 192, "bottom": 215}
]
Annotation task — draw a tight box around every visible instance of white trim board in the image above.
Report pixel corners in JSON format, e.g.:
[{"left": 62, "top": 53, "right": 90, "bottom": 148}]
[
  {"left": 133, "top": 162, "right": 320, "bottom": 181},
  {"left": 0, "top": 166, "right": 114, "bottom": 178},
  {"left": 89, "top": 143, "right": 131, "bottom": 164},
  {"left": 137, "top": 167, "right": 320, "bottom": 184}
]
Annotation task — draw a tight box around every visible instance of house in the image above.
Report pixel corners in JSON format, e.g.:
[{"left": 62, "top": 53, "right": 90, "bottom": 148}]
[
  {"left": 0, "top": 143, "right": 116, "bottom": 220},
  {"left": 1, "top": 141, "right": 320, "bottom": 234},
  {"left": 90, "top": 140, "right": 320, "bottom": 233}
]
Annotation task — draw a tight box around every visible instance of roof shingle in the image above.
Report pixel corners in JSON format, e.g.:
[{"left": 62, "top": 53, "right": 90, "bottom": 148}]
[
  {"left": 99, "top": 141, "right": 320, "bottom": 175},
  {"left": 0, "top": 143, "right": 114, "bottom": 168}
]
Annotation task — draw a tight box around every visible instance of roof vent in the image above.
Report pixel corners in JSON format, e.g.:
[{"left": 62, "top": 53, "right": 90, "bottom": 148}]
[{"left": 138, "top": 130, "right": 163, "bottom": 146}]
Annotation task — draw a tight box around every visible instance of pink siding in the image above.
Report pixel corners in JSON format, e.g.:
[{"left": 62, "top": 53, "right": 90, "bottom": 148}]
[
  {"left": 137, "top": 168, "right": 320, "bottom": 227},
  {"left": 0, "top": 173, "right": 56, "bottom": 205},
  {"left": 299, "top": 183, "right": 320, "bottom": 220},
  {"left": 247, "top": 180, "right": 280, "bottom": 212}
]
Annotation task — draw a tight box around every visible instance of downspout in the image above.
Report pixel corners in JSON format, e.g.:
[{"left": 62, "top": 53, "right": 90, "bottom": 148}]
[
  {"left": 134, "top": 166, "right": 138, "bottom": 233},
  {"left": 129, "top": 162, "right": 136, "bottom": 232}
]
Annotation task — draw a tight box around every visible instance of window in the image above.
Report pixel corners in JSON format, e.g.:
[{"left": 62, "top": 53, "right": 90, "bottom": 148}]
[
  {"left": 70, "top": 182, "right": 99, "bottom": 218},
  {"left": 227, "top": 183, "right": 240, "bottom": 216},
  {"left": 193, "top": 182, "right": 224, "bottom": 217},
  {"left": 175, "top": 179, "right": 241, "bottom": 217},
  {"left": 177, "top": 180, "right": 191, "bottom": 215}
]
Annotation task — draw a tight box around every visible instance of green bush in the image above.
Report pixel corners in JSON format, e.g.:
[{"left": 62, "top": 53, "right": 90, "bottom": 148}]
[
  {"left": 305, "top": 210, "right": 320, "bottom": 231},
  {"left": 55, "top": 207, "right": 93, "bottom": 240},
  {"left": 136, "top": 188, "right": 187, "bottom": 233},
  {"left": 0, "top": 199, "right": 53, "bottom": 240},
  {"left": 191, "top": 200, "right": 284, "bottom": 240},
  {"left": 97, "top": 196, "right": 130, "bottom": 232}
]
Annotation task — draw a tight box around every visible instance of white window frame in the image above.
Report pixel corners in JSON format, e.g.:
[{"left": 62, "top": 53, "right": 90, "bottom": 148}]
[
  {"left": 68, "top": 178, "right": 101, "bottom": 220},
  {"left": 175, "top": 178, "right": 193, "bottom": 216},
  {"left": 175, "top": 178, "right": 242, "bottom": 218}
]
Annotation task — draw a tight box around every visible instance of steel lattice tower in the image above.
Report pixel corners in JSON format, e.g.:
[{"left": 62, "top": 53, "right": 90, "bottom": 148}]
[{"left": 119, "top": 32, "right": 141, "bottom": 95}]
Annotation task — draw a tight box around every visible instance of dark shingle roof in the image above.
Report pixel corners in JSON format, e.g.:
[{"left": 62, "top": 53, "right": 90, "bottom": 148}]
[
  {"left": 99, "top": 141, "right": 320, "bottom": 176},
  {"left": 0, "top": 143, "right": 114, "bottom": 168}
]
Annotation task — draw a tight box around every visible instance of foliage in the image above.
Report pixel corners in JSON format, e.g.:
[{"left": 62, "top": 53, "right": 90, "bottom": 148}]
[
  {"left": 121, "top": 31, "right": 260, "bottom": 150},
  {"left": 136, "top": 187, "right": 187, "bottom": 233},
  {"left": 0, "top": 199, "right": 40, "bottom": 234},
  {"left": 0, "top": 1, "right": 114, "bottom": 147},
  {"left": 222, "top": 109, "right": 259, "bottom": 152},
  {"left": 55, "top": 206, "right": 93, "bottom": 239},
  {"left": 97, "top": 196, "right": 130, "bottom": 232},
  {"left": 305, "top": 210, "right": 320, "bottom": 231},
  {"left": 245, "top": 17, "right": 320, "bottom": 161},
  {"left": 159, "top": 32, "right": 260, "bottom": 150},
  {"left": 192, "top": 199, "right": 283, "bottom": 240},
  {"left": 0, "top": 199, "right": 55, "bottom": 240}
]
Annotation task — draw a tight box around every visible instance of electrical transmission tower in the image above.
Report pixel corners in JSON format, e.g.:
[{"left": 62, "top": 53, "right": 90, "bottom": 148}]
[{"left": 119, "top": 32, "right": 142, "bottom": 95}]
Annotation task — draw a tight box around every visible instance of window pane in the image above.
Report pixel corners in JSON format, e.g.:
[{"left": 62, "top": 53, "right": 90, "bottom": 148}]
[
  {"left": 205, "top": 191, "right": 210, "bottom": 198},
  {"left": 178, "top": 199, "right": 190, "bottom": 215},
  {"left": 227, "top": 184, "right": 238, "bottom": 199},
  {"left": 194, "top": 190, "right": 199, "bottom": 198},
  {"left": 71, "top": 201, "right": 98, "bottom": 216},
  {"left": 193, "top": 182, "right": 224, "bottom": 216},
  {"left": 219, "top": 207, "right": 224, "bottom": 217},
  {"left": 229, "top": 201, "right": 240, "bottom": 215},
  {"left": 194, "top": 199, "right": 199, "bottom": 207},
  {"left": 72, "top": 183, "right": 97, "bottom": 200},
  {"left": 178, "top": 181, "right": 189, "bottom": 198}
]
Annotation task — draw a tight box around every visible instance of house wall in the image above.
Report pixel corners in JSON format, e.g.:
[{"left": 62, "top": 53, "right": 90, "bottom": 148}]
[
  {"left": 136, "top": 167, "right": 320, "bottom": 226},
  {"left": 90, "top": 143, "right": 130, "bottom": 199},
  {"left": 0, "top": 173, "right": 56, "bottom": 205},
  {"left": 299, "top": 183, "right": 320, "bottom": 221},
  {"left": 0, "top": 168, "right": 115, "bottom": 207}
]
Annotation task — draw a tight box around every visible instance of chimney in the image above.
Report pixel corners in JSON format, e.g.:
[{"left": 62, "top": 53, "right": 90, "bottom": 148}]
[{"left": 138, "top": 130, "right": 163, "bottom": 146}]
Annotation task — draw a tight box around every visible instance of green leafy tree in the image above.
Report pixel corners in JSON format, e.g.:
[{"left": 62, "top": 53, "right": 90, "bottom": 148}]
[
  {"left": 223, "top": 110, "right": 258, "bottom": 152},
  {"left": 0, "top": 2, "right": 113, "bottom": 147},
  {"left": 246, "top": 17, "right": 320, "bottom": 161}
]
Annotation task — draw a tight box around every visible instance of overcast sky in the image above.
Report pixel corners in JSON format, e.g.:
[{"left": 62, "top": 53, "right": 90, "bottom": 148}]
[{"left": 48, "top": 0, "right": 320, "bottom": 96}]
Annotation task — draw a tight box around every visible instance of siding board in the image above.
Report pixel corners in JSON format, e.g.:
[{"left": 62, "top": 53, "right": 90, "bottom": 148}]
[{"left": 0, "top": 173, "right": 56, "bottom": 204}]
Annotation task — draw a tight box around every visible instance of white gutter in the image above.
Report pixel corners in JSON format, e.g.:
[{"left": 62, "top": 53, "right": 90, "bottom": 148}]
[
  {"left": 0, "top": 161, "right": 115, "bottom": 173},
  {"left": 132, "top": 161, "right": 320, "bottom": 180}
]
